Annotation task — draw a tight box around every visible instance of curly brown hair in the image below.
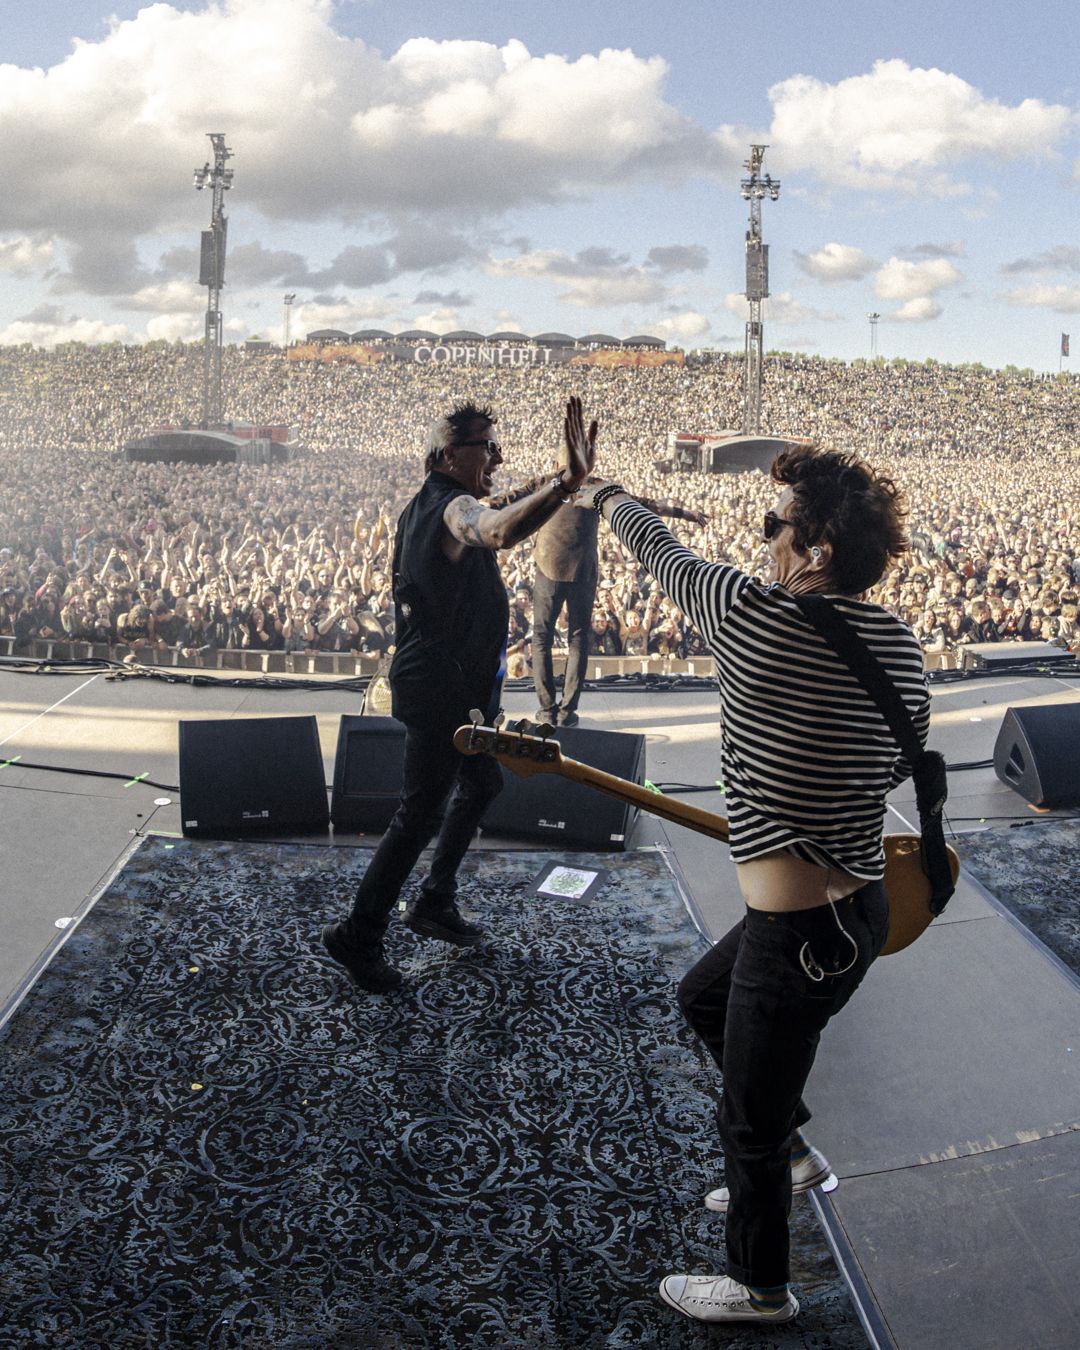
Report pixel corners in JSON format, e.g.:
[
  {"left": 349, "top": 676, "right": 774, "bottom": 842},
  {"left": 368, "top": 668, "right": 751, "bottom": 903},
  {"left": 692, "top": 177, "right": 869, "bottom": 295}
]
[{"left": 771, "top": 446, "right": 908, "bottom": 594}]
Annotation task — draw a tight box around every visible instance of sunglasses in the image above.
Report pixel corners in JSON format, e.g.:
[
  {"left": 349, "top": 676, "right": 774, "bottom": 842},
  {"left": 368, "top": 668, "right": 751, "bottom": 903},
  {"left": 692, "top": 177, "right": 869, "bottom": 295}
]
[
  {"left": 763, "top": 510, "right": 795, "bottom": 541},
  {"left": 456, "top": 439, "right": 502, "bottom": 456}
]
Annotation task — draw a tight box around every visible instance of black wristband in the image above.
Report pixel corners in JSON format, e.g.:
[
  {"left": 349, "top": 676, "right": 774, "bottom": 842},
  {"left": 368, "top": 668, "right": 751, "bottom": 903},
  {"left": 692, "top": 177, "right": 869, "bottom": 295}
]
[
  {"left": 551, "top": 472, "right": 579, "bottom": 501},
  {"left": 593, "top": 484, "right": 627, "bottom": 516}
]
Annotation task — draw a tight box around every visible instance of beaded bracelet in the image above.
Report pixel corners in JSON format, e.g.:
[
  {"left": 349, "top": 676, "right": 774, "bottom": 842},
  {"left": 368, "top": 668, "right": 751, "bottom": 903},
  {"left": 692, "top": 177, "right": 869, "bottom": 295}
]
[{"left": 592, "top": 483, "right": 627, "bottom": 517}]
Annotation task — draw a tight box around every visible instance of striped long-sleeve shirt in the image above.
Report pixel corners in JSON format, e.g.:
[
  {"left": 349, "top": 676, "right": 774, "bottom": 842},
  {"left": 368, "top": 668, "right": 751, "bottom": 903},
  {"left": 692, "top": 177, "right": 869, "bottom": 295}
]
[{"left": 608, "top": 499, "right": 930, "bottom": 879}]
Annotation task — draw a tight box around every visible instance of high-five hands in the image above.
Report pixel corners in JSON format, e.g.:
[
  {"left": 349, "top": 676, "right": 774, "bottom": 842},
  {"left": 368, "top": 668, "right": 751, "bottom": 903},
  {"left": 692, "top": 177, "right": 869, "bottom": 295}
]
[{"left": 562, "top": 396, "right": 598, "bottom": 490}]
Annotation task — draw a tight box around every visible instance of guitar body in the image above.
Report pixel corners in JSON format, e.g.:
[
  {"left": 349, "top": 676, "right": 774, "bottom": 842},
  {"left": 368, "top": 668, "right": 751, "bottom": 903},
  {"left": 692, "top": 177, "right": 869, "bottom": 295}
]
[
  {"left": 454, "top": 721, "right": 960, "bottom": 957},
  {"left": 881, "top": 834, "right": 961, "bottom": 955}
]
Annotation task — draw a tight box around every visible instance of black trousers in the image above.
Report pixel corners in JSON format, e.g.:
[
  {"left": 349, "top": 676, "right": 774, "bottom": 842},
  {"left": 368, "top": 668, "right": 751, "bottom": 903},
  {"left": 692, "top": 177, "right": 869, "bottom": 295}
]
[
  {"left": 348, "top": 715, "right": 503, "bottom": 939},
  {"left": 531, "top": 565, "right": 597, "bottom": 715},
  {"left": 676, "top": 881, "right": 889, "bottom": 1287}
]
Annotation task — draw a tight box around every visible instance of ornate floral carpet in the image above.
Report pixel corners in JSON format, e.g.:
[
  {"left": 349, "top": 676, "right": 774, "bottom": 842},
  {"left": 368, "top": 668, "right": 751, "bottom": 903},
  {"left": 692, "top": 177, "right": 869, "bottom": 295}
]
[
  {"left": 953, "top": 818, "right": 1080, "bottom": 978},
  {"left": 0, "top": 837, "right": 864, "bottom": 1349}
]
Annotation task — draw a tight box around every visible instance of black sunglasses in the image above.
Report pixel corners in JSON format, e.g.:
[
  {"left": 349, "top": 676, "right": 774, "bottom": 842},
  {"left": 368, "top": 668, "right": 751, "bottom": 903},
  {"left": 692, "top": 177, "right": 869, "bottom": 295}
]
[
  {"left": 763, "top": 510, "right": 795, "bottom": 541},
  {"left": 455, "top": 438, "right": 502, "bottom": 456}
]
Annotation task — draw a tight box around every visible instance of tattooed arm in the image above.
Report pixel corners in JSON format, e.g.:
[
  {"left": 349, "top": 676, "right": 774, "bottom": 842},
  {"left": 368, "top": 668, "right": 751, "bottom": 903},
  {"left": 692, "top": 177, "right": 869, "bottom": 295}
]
[
  {"left": 443, "top": 483, "right": 568, "bottom": 554},
  {"left": 485, "top": 472, "right": 547, "bottom": 511}
]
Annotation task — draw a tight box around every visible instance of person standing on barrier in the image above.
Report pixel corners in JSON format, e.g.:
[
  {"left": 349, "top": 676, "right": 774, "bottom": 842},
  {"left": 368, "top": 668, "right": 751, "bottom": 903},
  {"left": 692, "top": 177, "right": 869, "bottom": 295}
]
[
  {"left": 489, "top": 476, "right": 705, "bottom": 724},
  {"left": 322, "top": 397, "right": 596, "bottom": 994},
  {"left": 576, "top": 436, "right": 928, "bottom": 1327},
  {"left": 529, "top": 489, "right": 706, "bottom": 725}
]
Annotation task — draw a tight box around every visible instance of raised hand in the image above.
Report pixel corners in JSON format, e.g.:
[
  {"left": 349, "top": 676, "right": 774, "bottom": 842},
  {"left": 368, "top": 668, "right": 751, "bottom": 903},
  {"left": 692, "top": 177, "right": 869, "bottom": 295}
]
[{"left": 562, "top": 396, "right": 598, "bottom": 489}]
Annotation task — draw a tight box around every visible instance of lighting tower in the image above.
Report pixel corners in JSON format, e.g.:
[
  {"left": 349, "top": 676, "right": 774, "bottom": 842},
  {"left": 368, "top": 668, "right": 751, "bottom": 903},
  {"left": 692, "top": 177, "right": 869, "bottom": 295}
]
[
  {"left": 193, "top": 133, "right": 234, "bottom": 427},
  {"left": 739, "top": 144, "right": 780, "bottom": 435},
  {"left": 283, "top": 293, "right": 297, "bottom": 350},
  {"left": 868, "top": 312, "right": 881, "bottom": 358}
]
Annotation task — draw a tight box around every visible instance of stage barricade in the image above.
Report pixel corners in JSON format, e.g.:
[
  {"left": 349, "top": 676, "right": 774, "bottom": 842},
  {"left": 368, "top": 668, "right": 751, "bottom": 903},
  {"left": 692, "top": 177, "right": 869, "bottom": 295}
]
[{"left": 0, "top": 639, "right": 1011, "bottom": 679}]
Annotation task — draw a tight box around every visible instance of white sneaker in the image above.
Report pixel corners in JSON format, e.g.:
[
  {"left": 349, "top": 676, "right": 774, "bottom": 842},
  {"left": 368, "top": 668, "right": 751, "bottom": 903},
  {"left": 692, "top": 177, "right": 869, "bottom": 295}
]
[
  {"left": 704, "top": 1143, "right": 832, "bottom": 1213},
  {"left": 659, "top": 1274, "right": 799, "bottom": 1324}
]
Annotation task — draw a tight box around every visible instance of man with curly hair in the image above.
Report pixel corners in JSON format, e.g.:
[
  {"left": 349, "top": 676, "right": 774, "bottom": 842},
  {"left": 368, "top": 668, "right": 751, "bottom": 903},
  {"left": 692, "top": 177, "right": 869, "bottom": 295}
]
[{"left": 578, "top": 442, "right": 928, "bottom": 1327}]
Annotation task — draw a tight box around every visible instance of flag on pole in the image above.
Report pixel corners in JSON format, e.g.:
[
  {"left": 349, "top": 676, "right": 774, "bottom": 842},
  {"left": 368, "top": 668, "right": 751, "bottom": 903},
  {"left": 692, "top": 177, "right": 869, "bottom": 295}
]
[{"left": 1062, "top": 333, "right": 1070, "bottom": 357}]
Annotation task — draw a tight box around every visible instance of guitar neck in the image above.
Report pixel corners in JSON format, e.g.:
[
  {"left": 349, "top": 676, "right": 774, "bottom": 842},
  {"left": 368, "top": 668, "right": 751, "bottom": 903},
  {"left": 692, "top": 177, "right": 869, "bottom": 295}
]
[{"left": 557, "top": 755, "right": 730, "bottom": 843}]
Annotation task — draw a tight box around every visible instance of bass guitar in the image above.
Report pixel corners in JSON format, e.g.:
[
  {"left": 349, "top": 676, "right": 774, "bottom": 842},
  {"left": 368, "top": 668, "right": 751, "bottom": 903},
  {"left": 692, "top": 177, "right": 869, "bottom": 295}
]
[{"left": 454, "top": 719, "right": 960, "bottom": 956}]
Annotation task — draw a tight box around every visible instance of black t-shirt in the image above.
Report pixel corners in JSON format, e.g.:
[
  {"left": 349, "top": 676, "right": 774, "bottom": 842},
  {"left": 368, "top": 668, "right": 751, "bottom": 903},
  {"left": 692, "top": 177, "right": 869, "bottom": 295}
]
[{"left": 389, "top": 471, "right": 508, "bottom": 725}]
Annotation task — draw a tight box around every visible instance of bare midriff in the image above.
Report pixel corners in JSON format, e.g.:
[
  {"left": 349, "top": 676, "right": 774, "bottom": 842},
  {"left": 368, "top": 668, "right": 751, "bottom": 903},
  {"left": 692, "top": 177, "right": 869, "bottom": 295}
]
[{"left": 735, "top": 849, "right": 866, "bottom": 912}]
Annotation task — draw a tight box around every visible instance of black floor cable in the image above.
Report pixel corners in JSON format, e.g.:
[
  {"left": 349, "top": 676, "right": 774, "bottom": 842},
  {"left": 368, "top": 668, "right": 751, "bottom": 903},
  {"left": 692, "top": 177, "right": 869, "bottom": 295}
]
[{"left": 0, "top": 758, "right": 179, "bottom": 793}]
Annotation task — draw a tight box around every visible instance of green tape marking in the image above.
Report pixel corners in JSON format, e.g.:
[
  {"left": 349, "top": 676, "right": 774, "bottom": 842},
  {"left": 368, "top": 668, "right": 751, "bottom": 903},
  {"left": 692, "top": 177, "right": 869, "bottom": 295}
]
[
  {"left": 0, "top": 755, "right": 22, "bottom": 770},
  {"left": 643, "top": 780, "right": 663, "bottom": 795},
  {"left": 124, "top": 772, "right": 150, "bottom": 788}
]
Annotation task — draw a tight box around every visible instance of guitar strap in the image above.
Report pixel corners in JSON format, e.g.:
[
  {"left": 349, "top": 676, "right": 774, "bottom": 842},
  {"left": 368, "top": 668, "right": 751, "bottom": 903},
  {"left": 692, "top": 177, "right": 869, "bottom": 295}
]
[{"left": 793, "top": 594, "right": 955, "bottom": 914}]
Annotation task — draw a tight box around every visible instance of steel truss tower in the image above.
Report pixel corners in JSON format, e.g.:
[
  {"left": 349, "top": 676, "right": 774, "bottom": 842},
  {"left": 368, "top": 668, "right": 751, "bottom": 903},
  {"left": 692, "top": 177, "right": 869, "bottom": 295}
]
[
  {"left": 740, "top": 145, "right": 780, "bottom": 435},
  {"left": 193, "top": 133, "right": 234, "bottom": 427}
]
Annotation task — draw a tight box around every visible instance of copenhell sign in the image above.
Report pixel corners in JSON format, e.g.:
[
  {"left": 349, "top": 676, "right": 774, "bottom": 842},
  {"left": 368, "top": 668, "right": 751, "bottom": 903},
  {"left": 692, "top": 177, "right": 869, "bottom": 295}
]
[{"left": 288, "top": 342, "right": 683, "bottom": 369}]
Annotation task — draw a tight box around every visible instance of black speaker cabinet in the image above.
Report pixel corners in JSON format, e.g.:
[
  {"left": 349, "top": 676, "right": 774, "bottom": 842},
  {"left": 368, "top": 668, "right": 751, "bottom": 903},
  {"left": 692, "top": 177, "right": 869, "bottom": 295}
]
[
  {"left": 993, "top": 703, "right": 1080, "bottom": 808},
  {"left": 331, "top": 715, "right": 406, "bottom": 834},
  {"left": 481, "top": 724, "right": 646, "bottom": 850},
  {"left": 179, "top": 716, "right": 329, "bottom": 837}
]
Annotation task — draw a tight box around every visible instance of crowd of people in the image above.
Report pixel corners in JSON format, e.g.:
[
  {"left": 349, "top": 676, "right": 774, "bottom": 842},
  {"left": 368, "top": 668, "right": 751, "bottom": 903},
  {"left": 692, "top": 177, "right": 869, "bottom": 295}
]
[{"left": 1, "top": 342, "right": 1078, "bottom": 664}]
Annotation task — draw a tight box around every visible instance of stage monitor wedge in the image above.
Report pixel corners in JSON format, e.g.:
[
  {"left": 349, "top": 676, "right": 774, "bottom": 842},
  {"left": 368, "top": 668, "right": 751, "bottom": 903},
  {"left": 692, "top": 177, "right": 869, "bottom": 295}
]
[
  {"left": 331, "top": 715, "right": 406, "bottom": 834},
  {"left": 179, "top": 715, "right": 329, "bottom": 837},
  {"left": 481, "top": 724, "right": 646, "bottom": 850},
  {"left": 993, "top": 702, "right": 1080, "bottom": 808}
]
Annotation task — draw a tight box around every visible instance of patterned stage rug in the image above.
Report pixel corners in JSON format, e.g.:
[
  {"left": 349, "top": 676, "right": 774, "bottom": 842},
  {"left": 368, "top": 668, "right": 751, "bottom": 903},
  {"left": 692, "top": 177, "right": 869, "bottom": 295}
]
[
  {"left": 954, "top": 819, "right": 1080, "bottom": 978},
  {"left": 0, "top": 836, "right": 864, "bottom": 1350}
]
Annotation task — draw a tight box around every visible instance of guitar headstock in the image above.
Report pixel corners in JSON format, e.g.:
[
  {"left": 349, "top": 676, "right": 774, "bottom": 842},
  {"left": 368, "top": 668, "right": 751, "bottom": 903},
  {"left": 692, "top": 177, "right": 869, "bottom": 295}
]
[{"left": 453, "top": 720, "right": 565, "bottom": 778}]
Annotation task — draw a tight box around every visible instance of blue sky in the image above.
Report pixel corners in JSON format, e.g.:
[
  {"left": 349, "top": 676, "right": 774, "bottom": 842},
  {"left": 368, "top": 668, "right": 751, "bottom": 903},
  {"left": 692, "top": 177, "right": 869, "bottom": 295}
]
[{"left": 2, "top": 0, "right": 1079, "bottom": 369}]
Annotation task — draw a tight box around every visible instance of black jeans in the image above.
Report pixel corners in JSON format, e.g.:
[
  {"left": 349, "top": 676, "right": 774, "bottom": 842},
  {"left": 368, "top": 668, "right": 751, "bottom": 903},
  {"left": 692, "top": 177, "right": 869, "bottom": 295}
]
[
  {"left": 676, "top": 881, "right": 889, "bottom": 1287},
  {"left": 531, "top": 565, "right": 597, "bottom": 715},
  {"left": 348, "top": 716, "right": 503, "bottom": 941}
]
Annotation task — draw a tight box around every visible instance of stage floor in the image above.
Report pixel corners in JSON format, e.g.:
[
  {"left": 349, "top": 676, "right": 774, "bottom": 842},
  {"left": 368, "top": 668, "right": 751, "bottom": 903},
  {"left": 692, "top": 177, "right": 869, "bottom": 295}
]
[{"left": 2, "top": 661, "right": 1080, "bottom": 1348}]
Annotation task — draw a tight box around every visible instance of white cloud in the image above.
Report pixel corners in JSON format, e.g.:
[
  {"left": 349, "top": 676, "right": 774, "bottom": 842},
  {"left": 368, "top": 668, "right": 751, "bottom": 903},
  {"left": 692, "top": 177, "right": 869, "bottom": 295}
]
[
  {"left": 0, "top": 315, "right": 131, "bottom": 346},
  {"left": 768, "top": 59, "right": 1071, "bottom": 192},
  {"left": 901, "top": 241, "right": 966, "bottom": 260},
  {"left": 873, "top": 257, "right": 962, "bottom": 301},
  {"left": 0, "top": 235, "right": 56, "bottom": 273},
  {"left": 293, "top": 297, "right": 400, "bottom": 332},
  {"left": 1000, "top": 245, "right": 1080, "bottom": 276},
  {"left": 1002, "top": 284, "right": 1080, "bottom": 313},
  {"left": 488, "top": 248, "right": 668, "bottom": 306},
  {"left": 795, "top": 242, "right": 876, "bottom": 283},
  {"left": 412, "top": 305, "right": 461, "bottom": 333},
  {"left": 653, "top": 310, "right": 710, "bottom": 340},
  {"left": 559, "top": 274, "right": 667, "bottom": 307},
  {"left": 723, "top": 291, "right": 840, "bottom": 324},
  {"left": 145, "top": 312, "right": 204, "bottom": 342},
  {"left": 646, "top": 244, "right": 709, "bottom": 273},
  {"left": 891, "top": 298, "right": 943, "bottom": 322},
  {"left": 871, "top": 257, "right": 960, "bottom": 320},
  {"left": 0, "top": 1, "right": 734, "bottom": 298},
  {"left": 126, "top": 280, "right": 205, "bottom": 313}
]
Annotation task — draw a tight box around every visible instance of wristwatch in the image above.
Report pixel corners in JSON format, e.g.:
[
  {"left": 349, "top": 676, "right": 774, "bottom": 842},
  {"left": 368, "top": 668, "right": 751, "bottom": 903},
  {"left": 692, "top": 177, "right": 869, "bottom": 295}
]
[{"left": 551, "top": 471, "right": 579, "bottom": 500}]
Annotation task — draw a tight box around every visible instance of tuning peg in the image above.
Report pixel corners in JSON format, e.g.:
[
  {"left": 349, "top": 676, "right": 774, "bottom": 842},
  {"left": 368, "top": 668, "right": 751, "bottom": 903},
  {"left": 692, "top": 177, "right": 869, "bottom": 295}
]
[
  {"left": 468, "top": 708, "right": 484, "bottom": 725},
  {"left": 535, "top": 720, "right": 555, "bottom": 738},
  {"left": 493, "top": 709, "right": 506, "bottom": 728}
]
